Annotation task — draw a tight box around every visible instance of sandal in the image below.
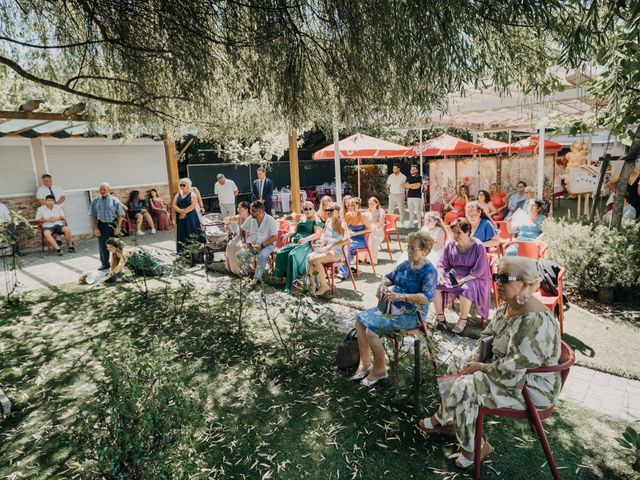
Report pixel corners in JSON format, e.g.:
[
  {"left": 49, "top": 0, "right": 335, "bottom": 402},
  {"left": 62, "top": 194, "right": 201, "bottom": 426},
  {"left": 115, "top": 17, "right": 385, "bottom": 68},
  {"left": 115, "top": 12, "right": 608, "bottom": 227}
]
[
  {"left": 454, "top": 440, "right": 494, "bottom": 469},
  {"left": 418, "top": 414, "right": 455, "bottom": 436},
  {"left": 349, "top": 365, "right": 372, "bottom": 381},
  {"left": 451, "top": 317, "right": 468, "bottom": 334}
]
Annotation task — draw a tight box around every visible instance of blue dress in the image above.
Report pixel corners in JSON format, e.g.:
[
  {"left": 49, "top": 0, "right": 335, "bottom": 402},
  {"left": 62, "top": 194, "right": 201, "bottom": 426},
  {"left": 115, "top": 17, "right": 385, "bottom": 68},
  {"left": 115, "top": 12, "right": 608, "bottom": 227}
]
[
  {"left": 472, "top": 218, "right": 497, "bottom": 243},
  {"left": 356, "top": 261, "right": 437, "bottom": 335},
  {"left": 175, "top": 192, "right": 203, "bottom": 253},
  {"left": 505, "top": 214, "right": 545, "bottom": 256},
  {"left": 338, "top": 223, "right": 368, "bottom": 277}
]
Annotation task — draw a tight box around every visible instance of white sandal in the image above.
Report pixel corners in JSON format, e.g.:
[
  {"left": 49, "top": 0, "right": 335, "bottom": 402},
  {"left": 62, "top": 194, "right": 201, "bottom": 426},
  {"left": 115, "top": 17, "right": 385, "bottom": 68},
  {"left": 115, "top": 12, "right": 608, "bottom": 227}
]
[
  {"left": 454, "top": 441, "right": 494, "bottom": 469},
  {"left": 349, "top": 366, "right": 372, "bottom": 381},
  {"left": 418, "top": 413, "right": 454, "bottom": 435}
]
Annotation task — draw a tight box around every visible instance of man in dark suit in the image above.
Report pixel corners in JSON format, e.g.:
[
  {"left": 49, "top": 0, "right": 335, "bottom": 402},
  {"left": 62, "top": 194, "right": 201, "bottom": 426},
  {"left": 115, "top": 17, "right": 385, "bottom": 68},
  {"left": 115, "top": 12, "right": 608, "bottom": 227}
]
[{"left": 251, "top": 167, "right": 274, "bottom": 214}]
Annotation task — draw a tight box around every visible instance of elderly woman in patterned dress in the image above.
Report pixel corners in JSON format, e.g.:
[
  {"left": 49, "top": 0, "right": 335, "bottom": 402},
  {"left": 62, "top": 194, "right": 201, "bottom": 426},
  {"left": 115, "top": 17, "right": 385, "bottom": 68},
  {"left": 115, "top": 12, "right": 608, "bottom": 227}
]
[
  {"left": 351, "top": 231, "right": 438, "bottom": 387},
  {"left": 419, "top": 256, "right": 561, "bottom": 470}
]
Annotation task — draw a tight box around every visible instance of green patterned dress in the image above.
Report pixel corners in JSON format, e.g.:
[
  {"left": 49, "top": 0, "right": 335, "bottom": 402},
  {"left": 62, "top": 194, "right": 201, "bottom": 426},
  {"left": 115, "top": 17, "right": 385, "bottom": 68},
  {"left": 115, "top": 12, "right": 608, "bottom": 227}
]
[
  {"left": 439, "top": 304, "right": 561, "bottom": 454},
  {"left": 274, "top": 219, "right": 323, "bottom": 291}
]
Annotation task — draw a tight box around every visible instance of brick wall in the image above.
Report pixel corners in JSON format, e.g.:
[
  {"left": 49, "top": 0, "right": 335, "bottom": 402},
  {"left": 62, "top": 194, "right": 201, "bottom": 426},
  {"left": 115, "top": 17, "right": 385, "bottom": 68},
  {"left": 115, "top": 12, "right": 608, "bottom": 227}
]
[{"left": 1, "top": 184, "right": 170, "bottom": 252}]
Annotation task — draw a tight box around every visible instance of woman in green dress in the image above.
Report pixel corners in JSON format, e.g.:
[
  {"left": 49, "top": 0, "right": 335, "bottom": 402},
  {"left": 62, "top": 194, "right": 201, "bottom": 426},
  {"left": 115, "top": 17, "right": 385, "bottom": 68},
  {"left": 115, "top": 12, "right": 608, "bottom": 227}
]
[{"left": 274, "top": 201, "right": 324, "bottom": 291}]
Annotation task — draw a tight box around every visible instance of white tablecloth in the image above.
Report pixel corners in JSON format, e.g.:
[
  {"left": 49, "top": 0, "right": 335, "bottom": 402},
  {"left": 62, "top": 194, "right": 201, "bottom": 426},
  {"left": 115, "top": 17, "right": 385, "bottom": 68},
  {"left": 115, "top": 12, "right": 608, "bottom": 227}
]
[{"left": 273, "top": 190, "right": 307, "bottom": 212}]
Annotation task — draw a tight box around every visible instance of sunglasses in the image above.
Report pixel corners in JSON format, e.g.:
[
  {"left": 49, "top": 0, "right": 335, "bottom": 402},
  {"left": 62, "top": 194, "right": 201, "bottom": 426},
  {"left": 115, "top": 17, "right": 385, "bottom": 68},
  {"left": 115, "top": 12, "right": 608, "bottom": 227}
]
[
  {"left": 179, "top": 183, "right": 187, "bottom": 187},
  {"left": 325, "top": 208, "right": 336, "bottom": 212},
  {"left": 492, "top": 273, "right": 522, "bottom": 284},
  {"left": 303, "top": 207, "right": 314, "bottom": 211}
]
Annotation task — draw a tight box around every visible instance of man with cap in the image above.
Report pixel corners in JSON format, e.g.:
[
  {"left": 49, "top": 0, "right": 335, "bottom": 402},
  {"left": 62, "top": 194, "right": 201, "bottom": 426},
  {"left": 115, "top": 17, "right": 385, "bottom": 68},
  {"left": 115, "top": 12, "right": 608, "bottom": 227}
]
[{"left": 214, "top": 173, "right": 238, "bottom": 221}]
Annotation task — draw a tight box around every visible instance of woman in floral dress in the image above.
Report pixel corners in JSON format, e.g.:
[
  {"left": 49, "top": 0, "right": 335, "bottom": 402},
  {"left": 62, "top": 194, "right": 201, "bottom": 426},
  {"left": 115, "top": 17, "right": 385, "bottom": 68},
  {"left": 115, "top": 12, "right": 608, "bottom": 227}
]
[{"left": 419, "top": 256, "right": 561, "bottom": 470}]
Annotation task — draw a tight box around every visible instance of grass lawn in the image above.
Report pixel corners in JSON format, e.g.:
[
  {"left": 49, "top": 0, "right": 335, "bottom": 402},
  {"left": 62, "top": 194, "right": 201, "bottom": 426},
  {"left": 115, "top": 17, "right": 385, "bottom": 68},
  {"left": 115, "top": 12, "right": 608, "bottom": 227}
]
[{"left": 0, "top": 280, "right": 635, "bottom": 479}]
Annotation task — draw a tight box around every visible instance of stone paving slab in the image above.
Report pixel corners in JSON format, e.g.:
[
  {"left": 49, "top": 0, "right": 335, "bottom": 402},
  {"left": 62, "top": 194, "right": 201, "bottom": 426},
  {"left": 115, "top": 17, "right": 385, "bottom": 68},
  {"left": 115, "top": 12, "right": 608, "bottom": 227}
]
[{"left": 560, "top": 365, "right": 640, "bottom": 422}]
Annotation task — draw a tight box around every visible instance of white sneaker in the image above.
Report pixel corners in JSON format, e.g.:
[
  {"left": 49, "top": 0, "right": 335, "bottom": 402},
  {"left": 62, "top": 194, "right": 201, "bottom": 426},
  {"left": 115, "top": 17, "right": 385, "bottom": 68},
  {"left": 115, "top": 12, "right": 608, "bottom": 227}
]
[
  {"left": 151, "top": 229, "right": 157, "bottom": 234},
  {"left": 137, "top": 230, "right": 146, "bottom": 236}
]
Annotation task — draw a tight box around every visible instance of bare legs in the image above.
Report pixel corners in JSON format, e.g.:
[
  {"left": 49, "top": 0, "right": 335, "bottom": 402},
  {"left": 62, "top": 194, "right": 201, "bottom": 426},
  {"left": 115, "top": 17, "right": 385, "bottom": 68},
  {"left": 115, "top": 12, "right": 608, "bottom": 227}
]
[
  {"left": 135, "top": 212, "right": 156, "bottom": 233},
  {"left": 354, "top": 319, "right": 387, "bottom": 380},
  {"left": 307, "top": 252, "right": 339, "bottom": 295},
  {"left": 433, "top": 289, "right": 472, "bottom": 332}
]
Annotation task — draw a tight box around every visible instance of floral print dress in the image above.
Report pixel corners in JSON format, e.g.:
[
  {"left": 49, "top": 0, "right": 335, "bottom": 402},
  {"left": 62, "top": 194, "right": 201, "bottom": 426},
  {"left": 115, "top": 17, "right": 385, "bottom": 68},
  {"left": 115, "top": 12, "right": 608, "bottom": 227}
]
[{"left": 439, "top": 304, "right": 561, "bottom": 454}]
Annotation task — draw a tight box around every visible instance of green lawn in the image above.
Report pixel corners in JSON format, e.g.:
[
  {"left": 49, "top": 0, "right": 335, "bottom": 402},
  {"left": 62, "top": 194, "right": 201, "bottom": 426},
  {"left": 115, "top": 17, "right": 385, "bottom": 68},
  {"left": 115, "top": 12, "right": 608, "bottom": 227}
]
[{"left": 0, "top": 281, "right": 635, "bottom": 479}]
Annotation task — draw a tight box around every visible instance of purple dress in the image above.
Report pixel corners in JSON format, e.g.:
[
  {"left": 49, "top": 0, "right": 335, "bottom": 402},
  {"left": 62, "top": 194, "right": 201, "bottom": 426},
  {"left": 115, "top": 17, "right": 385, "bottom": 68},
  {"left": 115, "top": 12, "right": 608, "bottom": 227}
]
[{"left": 436, "top": 239, "right": 492, "bottom": 320}]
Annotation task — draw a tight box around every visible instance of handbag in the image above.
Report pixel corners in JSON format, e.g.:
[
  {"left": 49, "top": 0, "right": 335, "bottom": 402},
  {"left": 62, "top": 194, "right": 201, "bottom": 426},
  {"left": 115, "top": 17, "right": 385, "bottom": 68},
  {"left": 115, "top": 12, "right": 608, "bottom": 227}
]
[
  {"left": 335, "top": 328, "right": 360, "bottom": 370},
  {"left": 377, "top": 292, "right": 392, "bottom": 314},
  {"left": 478, "top": 335, "right": 494, "bottom": 363}
]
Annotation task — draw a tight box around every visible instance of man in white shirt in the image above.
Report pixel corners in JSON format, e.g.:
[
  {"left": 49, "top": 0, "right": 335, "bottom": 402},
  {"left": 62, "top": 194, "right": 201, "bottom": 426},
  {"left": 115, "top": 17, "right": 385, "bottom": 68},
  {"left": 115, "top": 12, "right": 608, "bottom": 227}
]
[
  {"left": 36, "top": 195, "right": 75, "bottom": 255},
  {"left": 214, "top": 174, "right": 239, "bottom": 220},
  {"left": 387, "top": 164, "right": 407, "bottom": 226},
  {"left": 237, "top": 200, "right": 279, "bottom": 289},
  {"left": 36, "top": 174, "right": 65, "bottom": 206}
]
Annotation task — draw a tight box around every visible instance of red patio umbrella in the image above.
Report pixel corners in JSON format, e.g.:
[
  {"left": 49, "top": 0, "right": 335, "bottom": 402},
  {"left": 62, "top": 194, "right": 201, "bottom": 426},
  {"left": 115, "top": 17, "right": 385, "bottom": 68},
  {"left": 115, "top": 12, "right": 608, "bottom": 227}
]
[
  {"left": 410, "top": 134, "right": 490, "bottom": 157},
  {"left": 312, "top": 133, "right": 410, "bottom": 198},
  {"left": 478, "top": 137, "right": 512, "bottom": 154},
  {"left": 312, "top": 133, "right": 410, "bottom": 159},
  {"left": 510, "top": 135, "right": 563, "bottom": 153}
]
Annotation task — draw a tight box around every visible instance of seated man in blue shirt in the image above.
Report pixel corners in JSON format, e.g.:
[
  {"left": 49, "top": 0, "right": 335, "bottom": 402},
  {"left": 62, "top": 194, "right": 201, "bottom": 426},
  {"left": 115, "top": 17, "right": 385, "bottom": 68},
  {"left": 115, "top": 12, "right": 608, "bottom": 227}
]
[{"left": 505, "top": 181, "right": 528, "bottom": 220}]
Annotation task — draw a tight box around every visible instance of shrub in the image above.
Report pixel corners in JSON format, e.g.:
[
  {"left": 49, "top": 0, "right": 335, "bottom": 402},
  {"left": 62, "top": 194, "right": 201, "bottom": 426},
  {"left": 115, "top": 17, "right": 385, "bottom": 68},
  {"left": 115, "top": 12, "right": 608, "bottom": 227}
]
[
  {"left": 75, "top": 342, "right": 206, "bottom": 480},
  {"left": 542, "top": 218, "right": 640, "bottom": 294}
]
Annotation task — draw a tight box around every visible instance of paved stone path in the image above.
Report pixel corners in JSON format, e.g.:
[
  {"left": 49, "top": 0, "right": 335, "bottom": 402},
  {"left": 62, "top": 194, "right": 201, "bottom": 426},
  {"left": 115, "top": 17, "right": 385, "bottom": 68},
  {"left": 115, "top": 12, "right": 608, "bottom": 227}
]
[
  {"left": 2, "top": 233, "right": 639, "bottom": 423},
  {"left": 560, "top": 365, "right": 640, "bottom": 421}
]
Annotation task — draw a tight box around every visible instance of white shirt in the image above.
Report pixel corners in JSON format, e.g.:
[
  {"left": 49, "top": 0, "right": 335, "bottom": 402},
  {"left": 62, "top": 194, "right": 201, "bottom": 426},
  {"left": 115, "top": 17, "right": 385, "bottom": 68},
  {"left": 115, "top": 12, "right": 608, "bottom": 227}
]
[
  {"left": 36, "top": 204, "right": 65, "bottom": 228},
  {"left": 241, "top": 214, "right": 278, "bottom": 245},
  {"left": 36, "top": 184, "right": 65, "bottom": 203},
  {"left": 0, "top": 203, "right": 10, "bottom": 223},
  {"left": 387, "top": 172, "right": 407, "bottom": 195},
  {"left": 214, "top": 180, "right": 238, "bottom": 204}
]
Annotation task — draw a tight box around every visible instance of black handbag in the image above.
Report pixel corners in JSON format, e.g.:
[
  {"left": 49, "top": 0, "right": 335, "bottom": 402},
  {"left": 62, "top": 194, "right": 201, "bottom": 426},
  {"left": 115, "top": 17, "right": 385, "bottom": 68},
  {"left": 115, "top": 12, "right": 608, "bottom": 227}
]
[
  {"left": 335, "top": 328, "right": 360, "bottom": 370},
  {"left": 377, "top": 292, "right": 392, "bottom": 314},
  {"left": 478, "top": 335, "right": 494, "bottom": 363}
]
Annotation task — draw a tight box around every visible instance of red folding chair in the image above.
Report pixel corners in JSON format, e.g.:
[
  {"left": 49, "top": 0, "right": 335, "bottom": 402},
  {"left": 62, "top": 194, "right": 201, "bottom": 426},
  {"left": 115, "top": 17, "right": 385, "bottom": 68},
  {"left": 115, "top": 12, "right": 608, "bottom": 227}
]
[
  {"left": 39, "top": 222, "right": 65, "bottom": 253},
  {"left": 384, "top": 213, "right": 402, "bottom": 259},
  {"left": 502, "top": 241, "right": 545, "bottom": 260},
  {"left": 429, "top": 203, "right": 444, "bottom": 215},
  {"left": 494, "top": 221, "right": 513, "bottom": 254},
  {"left": 305, "top": 189, "right": 318, "bottom": 207},
  {"left": 354, "top": 234, "right": 376, "bottom": 275},
  {"left": 473, "top": 341, "right": 575, "bottom": 480},
  {"left": 533, "top": 267, "right": 566, "bottom": 334},
  {"left": 323, "top": 244, "right": 357, "bottom": 293},
  {"left": 275, "top": 221, "right": 291, "bottom": 248}
]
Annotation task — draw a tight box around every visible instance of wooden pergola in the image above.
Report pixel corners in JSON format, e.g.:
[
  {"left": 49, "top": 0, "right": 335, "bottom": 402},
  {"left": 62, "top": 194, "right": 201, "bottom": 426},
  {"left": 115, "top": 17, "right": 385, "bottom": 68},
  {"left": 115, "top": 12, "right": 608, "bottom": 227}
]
[{"left": 0, "top": 100, "right": 182, "bottom": 201}]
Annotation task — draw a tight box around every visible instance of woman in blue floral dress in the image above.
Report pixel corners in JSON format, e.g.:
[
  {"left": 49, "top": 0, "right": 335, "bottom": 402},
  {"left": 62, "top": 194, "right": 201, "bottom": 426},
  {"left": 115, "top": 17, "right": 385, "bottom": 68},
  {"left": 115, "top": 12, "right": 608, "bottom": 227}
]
[{"left": 352, "top": 230, "right": 438, "bottom": 387}]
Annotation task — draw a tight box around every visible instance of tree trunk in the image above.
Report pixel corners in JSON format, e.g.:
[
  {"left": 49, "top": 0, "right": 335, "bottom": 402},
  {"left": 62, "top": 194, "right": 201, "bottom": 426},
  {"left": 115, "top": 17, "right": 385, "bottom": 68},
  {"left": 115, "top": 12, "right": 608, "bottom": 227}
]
[{"left": 611, "top": 124, "right": 640, "bottom": 227}]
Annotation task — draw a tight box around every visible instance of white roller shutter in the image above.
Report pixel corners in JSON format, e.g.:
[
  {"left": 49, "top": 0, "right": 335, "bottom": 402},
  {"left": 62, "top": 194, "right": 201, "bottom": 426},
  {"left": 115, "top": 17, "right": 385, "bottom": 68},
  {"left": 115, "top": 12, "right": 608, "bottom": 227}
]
[
  {"left": 44, "top": 141, "right": 168, "bottom": 190},
  {"left": 62, "top": 191, "right": 93, "bottom": 236},
  {"left": 0, "top": 144, "right": 37, "bottom": 197}
]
